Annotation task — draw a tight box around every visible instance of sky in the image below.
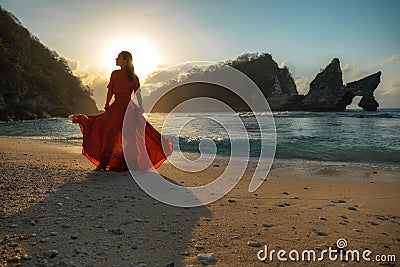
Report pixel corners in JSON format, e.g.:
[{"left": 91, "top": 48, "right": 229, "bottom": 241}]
[{"left": 1, "top": 0, "right": 399, "bottom": 108}]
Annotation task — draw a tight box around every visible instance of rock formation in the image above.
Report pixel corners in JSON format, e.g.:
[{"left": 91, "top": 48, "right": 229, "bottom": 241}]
[
  {"left": 143, "top": 54, "right": 381, "bottom": 112},
  {"left": 301, "top": 58, "right": 346, "bottom": 111},
  {"left": 300, "top": 58, "right": 381, "bottom": 111},
  {"left": 346, "top": 72, "right": 381, "bottom": 111},
  {"left": 227, "top": 53, "right": 298, "bottom": 98},
  {"left": 144, "top": 53, "right": 303, "bottom": 112}
]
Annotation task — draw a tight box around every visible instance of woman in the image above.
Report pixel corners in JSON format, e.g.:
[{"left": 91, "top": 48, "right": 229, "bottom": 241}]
[{"left": 72, "top": 51, "right": 173, "bottom": 171}]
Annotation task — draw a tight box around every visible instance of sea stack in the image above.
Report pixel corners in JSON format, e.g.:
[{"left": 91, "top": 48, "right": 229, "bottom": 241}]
[{"left": 300, "top": 58, "right": 381, "bottom": 111}]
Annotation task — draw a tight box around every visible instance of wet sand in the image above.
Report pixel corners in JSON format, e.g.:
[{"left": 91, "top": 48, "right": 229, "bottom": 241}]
[{"left": 0, "top": 137, "right": 399, "bottom": 266}]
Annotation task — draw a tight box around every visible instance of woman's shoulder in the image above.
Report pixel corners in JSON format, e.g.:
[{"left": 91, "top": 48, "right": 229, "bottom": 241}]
[
  {"left": 109, "top": 70, "right": 125, "bottom": 81},
  {"left": 111, "top": 69, "right": 123, "bottom": 76}
]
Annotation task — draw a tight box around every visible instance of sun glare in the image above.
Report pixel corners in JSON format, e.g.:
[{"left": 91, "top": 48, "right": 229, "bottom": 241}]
[{"left": 102, "top": 38, "right": 158, "bottom": 79}]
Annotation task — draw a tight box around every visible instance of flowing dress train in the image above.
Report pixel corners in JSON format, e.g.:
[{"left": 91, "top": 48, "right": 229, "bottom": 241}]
[{"left": 72, "top": 70, "right": 173, "bottom": 171}]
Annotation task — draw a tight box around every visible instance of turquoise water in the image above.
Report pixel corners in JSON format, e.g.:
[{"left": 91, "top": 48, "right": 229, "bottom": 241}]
[{"left": 0, "top": 108, "right": 399, "bottom": 165}]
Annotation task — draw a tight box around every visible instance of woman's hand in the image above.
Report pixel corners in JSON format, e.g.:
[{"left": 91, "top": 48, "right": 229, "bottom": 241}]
[
  {"left": 136, "top": 89, "right": 144, "bottom": 114},
  {"left": 137, "top": 106, "right": 145, "bottom": 114},
  {"left": 104, "top": 88, "right": 113, "bottom": 112}
]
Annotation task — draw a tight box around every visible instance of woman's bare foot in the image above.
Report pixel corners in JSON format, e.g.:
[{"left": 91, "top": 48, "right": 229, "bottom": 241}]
[{"left": 94, "top": 165, "right": 106, "bottom": 171}]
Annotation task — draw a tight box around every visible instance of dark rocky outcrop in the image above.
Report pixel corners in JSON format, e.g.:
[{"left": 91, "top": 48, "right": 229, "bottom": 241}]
[
  {"left": 227, "top": 53, "right": 298, "bottom": 98},
  {"left": 144, "top": 53, "right": 301, "bottom": 112},
  {"left": 0, "top": 6, "right": 98, "bottom": 121},
  {"left": 144, "top": 55, "right": 381, "bottom": 112},
  {"left": 300, "top": 58, "right": 347, "bottom": 111},
  {"left": 299, "top": 58, "right": 381, "bottom": 111},
  {"left": 346, "top": 72, "right": 381, "bottom": 111}
]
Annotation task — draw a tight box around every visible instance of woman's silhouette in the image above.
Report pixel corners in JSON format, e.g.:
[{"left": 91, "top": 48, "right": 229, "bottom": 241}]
[{"left": 72, "top": 51, "right": 173, "bottom": 171}]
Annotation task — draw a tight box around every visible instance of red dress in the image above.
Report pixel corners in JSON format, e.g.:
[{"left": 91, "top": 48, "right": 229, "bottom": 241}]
[{"left": 72, "top": 70, "right": 173, "bottom": 171}]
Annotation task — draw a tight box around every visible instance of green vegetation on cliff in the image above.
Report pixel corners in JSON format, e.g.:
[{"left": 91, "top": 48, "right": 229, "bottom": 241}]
[{"left": 0, "top": 6, "right": 98, "bottom": 121}]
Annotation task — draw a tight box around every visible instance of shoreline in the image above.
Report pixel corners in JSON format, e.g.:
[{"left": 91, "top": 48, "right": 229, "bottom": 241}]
[
  {"left": 6, "top": 135, "right": 400, "bottom": 170},
  {"left": 10, "top": 136, "right": 400, "bottom": 183},
  {"left": 0, "top": 137, "right": 399, "bottom": 266}
]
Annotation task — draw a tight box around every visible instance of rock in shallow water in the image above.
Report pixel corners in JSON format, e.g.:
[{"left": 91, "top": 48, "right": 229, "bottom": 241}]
[{"left": 301, "top": 58, "right": 381, "bottom": 111}]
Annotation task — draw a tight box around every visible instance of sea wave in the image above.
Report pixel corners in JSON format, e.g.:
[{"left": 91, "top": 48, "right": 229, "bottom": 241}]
[{"left": 0, "top": 109, "right": 399, "bottom": 165}]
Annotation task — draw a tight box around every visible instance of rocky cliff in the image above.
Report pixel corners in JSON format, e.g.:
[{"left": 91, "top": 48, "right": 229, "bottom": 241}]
[
  {"left": 144, "top": 54, "right": 381, "bottom": 112},
  {"left": 144, "top": 53, "right": 301, "bottom": 112},
  {"left": 346, "top": 72, "right": 381, "bottom": 111},
  {"left": 301, "top": 58, "right": 346, "bottom": 111},
  {"left": 299, "top": 58, "right": 381, "bottom": 111},
  {"left": 227, "top": 53, "right": 298, "bottom": 98},
  {"left": 0, "top": 7, "right": 98, "bottom": 121}
]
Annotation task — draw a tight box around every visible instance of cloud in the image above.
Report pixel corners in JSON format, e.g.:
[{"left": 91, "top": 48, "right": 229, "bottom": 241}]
[
  {"left": 63, "top": 57, "right": 202, "bottom": 108},
  {"left": 141, "top": 62, "right": 210, "bottom": 96},
  {"left": 144, "top": 63, "right": 199, "bottom": 84},
  {"left": 342, "top": 63, "right": 369, "bottom": 83},
  {"left": 65, "top": 58, "right": 80, "bottom": 71},
  {"left": 64, "top": 58, "right": 109, "bottom": 109},
  {"left": 341, "top": 54, "right": 398, "bottom": 83},
  {"left": 64, "top": 58, "right": 205, "bottom": 108},
  {"left": 294, "top": 76, "right": 313, "bottom": 95},
  {"left": 63, "top": 56, "right": 400, "bottom": 109},
  {"left": 141, "top": 68, "right": 185, "bottom": 97},
  {"left": 278, "top": 61, "right": 296, "bottom": 78},
  {"left": 382, "top": 54, "right": 398, "bottom": 66},
  {"left": 380, "top": 77, "right": 400, "bottom": 96},
  {"left": 88, "top": 77, "right": 109, "bottom": 109},
  {"left": 374, "top": 77, "right": 400, "bottom": 108},
  {"left": 341, "top": 57, "right": 400, "bottom": 107}
]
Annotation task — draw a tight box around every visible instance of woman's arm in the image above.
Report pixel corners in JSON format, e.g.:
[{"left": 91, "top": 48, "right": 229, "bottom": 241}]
[
  {"left": 136, "top": 88, "right": 145, "bottom": 114},
  {"left": 104, "top": 89, "right": 113, "bottom": 111}
]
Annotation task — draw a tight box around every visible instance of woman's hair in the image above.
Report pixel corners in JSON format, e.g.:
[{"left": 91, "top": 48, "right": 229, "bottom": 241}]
[{"left": 119, "top": 51, "right": 135, "bottom": 81}]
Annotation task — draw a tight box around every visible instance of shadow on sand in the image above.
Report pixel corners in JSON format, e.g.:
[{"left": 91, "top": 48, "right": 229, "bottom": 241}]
[{"left": 1, "top": 170, "right": 211, "bottom": 266}]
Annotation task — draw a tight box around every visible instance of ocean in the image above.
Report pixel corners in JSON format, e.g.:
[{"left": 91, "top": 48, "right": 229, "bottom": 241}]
[{"left": 0, "top": 108, "right": 399, "bottom": 165}]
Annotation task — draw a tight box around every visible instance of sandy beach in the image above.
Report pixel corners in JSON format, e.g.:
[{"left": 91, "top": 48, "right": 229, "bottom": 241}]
[{"left": 0, "top": 137, "right": 399, "bottom": 266}]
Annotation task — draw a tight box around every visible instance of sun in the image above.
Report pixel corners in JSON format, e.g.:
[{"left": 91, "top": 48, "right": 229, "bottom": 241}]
[{"left": 102, "top": 37, "right": 158, "bottom": 79}]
